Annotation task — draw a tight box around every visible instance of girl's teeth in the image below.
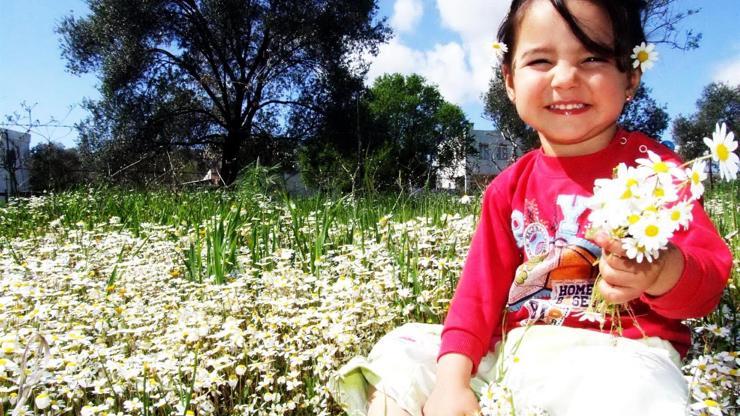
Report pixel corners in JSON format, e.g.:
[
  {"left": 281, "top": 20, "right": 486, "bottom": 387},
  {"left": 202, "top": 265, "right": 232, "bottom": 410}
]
[{"left": 551, "top": 103, "right": 585, "bottom": 110}]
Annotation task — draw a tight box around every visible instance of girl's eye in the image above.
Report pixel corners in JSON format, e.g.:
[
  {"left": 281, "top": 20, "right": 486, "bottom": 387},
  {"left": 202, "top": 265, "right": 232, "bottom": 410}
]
[
  {"left": 583, "top": 56, "right": 607, "bottom": 64},
  {"left": 527, "top": 59, "right": 550, "bottom": 66}
]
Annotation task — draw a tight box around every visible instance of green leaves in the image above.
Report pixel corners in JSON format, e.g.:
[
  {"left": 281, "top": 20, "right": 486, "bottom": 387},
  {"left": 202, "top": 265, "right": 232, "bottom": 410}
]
[
  {"left": 618, "top": 84, "right": 669, "bottom": 139},
  {"left": 673, "top": 82, "right": 739, "bottom": 162},
  {"left": 483, "top": 69, "right": 539, "bottom": 155},
  {"left": 58, "top": 0, "right": 390, "bottom": 185}
]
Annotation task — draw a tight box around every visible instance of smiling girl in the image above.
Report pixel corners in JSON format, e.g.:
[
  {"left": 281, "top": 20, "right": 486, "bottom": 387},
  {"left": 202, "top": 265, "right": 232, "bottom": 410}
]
[{"left": 330, "top": 1, "right": 732, "bottom": 415}]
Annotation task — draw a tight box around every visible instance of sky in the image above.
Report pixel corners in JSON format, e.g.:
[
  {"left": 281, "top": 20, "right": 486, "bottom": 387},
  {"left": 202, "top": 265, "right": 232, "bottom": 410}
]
[{"left": 0, "top": 0, "right": 738, "bottom": 149}]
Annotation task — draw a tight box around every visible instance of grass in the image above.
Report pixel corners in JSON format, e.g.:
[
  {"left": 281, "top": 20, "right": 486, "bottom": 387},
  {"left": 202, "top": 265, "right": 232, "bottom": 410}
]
[{"left": 0, "top": 179, "right": 735, "bottom": 415}]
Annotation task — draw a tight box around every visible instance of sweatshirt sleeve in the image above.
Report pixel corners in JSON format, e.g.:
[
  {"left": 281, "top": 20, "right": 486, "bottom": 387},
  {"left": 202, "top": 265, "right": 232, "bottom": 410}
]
[
  {"left": 640, "top": 199, "right": 733, "bottom": 318},
  {"left": 438, "top": 183, "right": 521, "bottom": 374}
]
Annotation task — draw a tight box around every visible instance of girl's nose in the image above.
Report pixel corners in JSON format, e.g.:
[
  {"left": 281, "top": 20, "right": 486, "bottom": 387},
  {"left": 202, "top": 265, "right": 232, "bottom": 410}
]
[{"left": 551, "top": 62, "right": 578, "bottom": 90}]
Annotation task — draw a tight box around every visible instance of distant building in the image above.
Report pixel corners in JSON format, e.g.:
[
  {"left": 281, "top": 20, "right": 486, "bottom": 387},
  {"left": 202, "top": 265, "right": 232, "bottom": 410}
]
[
  {"left": 0, "top": 129, "right": 31, "bottom": 199},
  {"left": 437, "top": 129, "right": 518, "bottom": 192}
]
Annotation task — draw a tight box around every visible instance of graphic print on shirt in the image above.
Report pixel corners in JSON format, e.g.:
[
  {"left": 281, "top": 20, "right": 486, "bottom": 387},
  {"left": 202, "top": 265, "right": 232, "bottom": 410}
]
[{"left": 507, "top": 196, "right": 601, "bottom": 326}]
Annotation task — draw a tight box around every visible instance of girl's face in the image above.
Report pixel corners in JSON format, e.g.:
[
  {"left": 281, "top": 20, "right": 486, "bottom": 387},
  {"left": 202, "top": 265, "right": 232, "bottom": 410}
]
[{"left": 503, "top": 0, "right": 640, "bottom": 157}]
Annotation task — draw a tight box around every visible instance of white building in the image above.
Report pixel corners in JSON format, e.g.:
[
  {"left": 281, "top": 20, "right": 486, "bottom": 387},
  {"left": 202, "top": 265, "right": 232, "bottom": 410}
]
[
  {"left": 0, "top": 129, "right": 31, "bottom": 198},
  {"left": 437, "top": 129, "right": 517, "bottom": 192}
]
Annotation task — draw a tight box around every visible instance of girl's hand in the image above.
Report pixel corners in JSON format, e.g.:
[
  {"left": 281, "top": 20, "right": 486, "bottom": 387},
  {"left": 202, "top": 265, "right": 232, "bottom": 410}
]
[
  {"left": 422, "top": 383, "right": 480, "bottom": 416},
  {"left": 594, "top": 233, "right": 685, "bottom": 304},
  {"left": 422, "top": 353, "right": 480, "bottom": 416}
]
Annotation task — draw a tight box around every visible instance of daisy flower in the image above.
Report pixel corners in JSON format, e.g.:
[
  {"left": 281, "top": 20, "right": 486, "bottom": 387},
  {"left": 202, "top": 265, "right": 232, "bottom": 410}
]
[
  {"left": 631, "top": 42, "right": 659, "bottom": 71},
  {"left": 705, "top": 323, "right": 731, "bottom": 339},
  {"left": 613, "top": 163, "right": 646, "bottom": 199},
  {"left": 633, "top": 175, "right": 680, "bottom": 206},
  {"left": 574, "top": 310, "right": 605, "bottom": 324},
  {"left": 588, "top": 164, "right": 643, "bottom": 229},
  {"left": 689, "top": 399, "right": 723, "bottom": 416},
  {"left": 492, "top": 42, "right": 508, "bottom": 61},
  {"left": 34, "top": 392, "right": 51, "bottom": 410},
  {"left": 621, "top": 237, "right": 659, "bottom": 263},
  {"left": 628, "top": 213, "right": 674, "bottom": 254},
  {"left": 663, "top": 200, "right": 693, "bottom": 232},
  {"left": 635, "top": 150, "right": 681, "bottom": 185},
  {"left": 686, "top": 160, "right": 708, "bottom": 200},
  {"left": 703, "top": 122, "right": 739, "bottom": 181}
]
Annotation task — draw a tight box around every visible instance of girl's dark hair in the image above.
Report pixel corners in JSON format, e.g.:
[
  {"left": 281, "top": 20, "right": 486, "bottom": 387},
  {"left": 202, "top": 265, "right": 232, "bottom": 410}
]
[{"left": 497, "top": 0, "right": 647, "bottom": 72}]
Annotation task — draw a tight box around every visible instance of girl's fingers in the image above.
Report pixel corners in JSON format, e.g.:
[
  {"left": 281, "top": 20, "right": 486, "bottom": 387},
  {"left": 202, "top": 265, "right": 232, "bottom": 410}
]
[
  {"left": 599, "top": 255, "right": 646, "bottom": 289},
  {"left": 594, "top": 232, "right": 628, "bottom": 258},
  {"left": 599, "top": 250, "right": 637, "bottom": 276},
  {"left": 599, "top": 265, "right": 636, "bottom": 288},
  {"left": 602, "top": 251, "right": 629, "bottom": 272},
  {"left": 598, "top": 278, "right": 641, "bottom": 304}
]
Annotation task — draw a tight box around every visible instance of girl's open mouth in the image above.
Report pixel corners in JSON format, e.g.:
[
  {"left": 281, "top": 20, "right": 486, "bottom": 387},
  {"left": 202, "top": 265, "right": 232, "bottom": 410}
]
[{"left": 547, "top": 103, "right": 590, "bottom": 115}]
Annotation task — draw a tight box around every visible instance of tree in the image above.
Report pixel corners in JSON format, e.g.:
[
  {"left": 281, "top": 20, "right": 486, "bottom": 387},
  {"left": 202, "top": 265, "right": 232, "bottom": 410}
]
[
  {"left": 298, "top": 73, "right": 473, "bottom": 192},
  {"left": 672, "top": 82, "right": 739, "bottom": 161},
  {"left": 642, "top": 0, "right": 702, "bottom": 51},
  {"left": 618, "top": 84, "right": 669, "bottom": 138},
  {"left": 58, "top": 0, "right": 389, "bottom": 185},
  {"left": 294, "top": 67, "right": 374, "bottom": 192},
  {"left": 28, "top": 142, "right": 84, "bottom": 192},
  {"left": 365, "top": 74, "right": 473, "bottom": 190},
  {"left": 483, "top": 0, "right": 701, "bottom": 153},
  {"left": 483, "top": 70, "right": 539, "bottom": 156}
]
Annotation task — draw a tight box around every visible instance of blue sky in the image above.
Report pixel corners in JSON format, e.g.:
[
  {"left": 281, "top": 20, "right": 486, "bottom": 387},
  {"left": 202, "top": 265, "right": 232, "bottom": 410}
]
[{"left": 1, "top": 0, "right": 738, "bottom": 148}]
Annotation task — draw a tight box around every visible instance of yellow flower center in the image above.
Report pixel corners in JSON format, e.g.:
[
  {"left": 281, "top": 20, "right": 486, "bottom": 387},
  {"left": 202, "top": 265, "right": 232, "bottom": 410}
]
[
  {"left": 628, "top": 214, "right": 640, "bottom": 225},
  {"left": 645, "top": 225, "right": 659, "bottom": 237},
  {"left": 716, "top": 143, "right": 729, "bottom": 161},
  {"left": 620, "top": 189, "right": 633, "bottom": 199},
  {"left": 637, "top": 50, "right": 649, "bottom": 62},
  {"left": 691, "top": 171, "right": 700, "bottom": 184},
  {"left": 654, "top": 187, "right": 665, "bottom": 198},
  {"left": 703, "top": 399, "right": 719, "bottom": 408},
  {"left": 653, "top": 161, "right": 669, "bottom": 173},
  {"left": 671, "top": 210, "right": 681, "bottom": 221},
  {"left": 626, "top": 178, "right": 638, "bottom": 187}
]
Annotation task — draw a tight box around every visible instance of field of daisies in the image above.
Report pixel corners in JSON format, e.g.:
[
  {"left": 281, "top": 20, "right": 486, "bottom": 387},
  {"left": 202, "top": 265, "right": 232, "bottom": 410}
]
[{"left": 0, "top": 179, "right": 737, "bottom": 415}]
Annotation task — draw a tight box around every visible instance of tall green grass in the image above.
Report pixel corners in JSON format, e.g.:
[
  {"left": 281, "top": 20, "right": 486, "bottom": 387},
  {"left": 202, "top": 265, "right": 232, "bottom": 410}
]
[
  {"left": 0, "top": 180, "right": 478, "bottom": 289},
  {"left": 699, "top": 181, "right": 739, "bottom": 354}
]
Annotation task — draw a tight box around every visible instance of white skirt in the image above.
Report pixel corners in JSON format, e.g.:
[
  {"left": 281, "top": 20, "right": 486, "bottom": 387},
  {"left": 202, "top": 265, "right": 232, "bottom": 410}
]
[{"left": 329, "top": 323, "right": 688, "bottom": 416}]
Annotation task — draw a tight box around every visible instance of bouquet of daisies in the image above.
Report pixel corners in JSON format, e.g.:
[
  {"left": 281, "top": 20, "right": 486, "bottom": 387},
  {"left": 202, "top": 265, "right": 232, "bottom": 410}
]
[
  {"left": 583, "top": 122, "right": 737, "bottom": 324},
  {"left": 586, "top": 122, "right": 737, "bottom": 264}
]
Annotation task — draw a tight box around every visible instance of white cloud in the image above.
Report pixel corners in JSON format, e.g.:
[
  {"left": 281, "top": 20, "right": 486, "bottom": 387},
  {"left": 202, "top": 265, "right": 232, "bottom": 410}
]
[
  {"left": 366, "top": 37, "right": 425, "bottom": 83},
  {"left": 436, "top": 0, "right": 508, "bottom": 41},
  {"left": 367, "top": 0, "right": 512, "bottom": 108},
  {"left": 436, "top": 0, "right": 511, "bottom": 101},
  {"left": 423, "top": 43, "right": 473, "bottom": 103},
  {"left": 390, "top": 0, "right": 424, "bottom": 33},
  {"left": 366, "top": 38, "right": 476, "bottom": 103},
  {"left": 713, "top": 56, "right": 740, "bottom": 85}
]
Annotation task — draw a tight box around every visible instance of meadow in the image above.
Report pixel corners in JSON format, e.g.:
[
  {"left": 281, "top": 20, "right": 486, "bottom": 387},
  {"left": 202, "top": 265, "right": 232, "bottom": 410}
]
[{"left": 0, "top": 175, "right": 736, "bottom": 415}]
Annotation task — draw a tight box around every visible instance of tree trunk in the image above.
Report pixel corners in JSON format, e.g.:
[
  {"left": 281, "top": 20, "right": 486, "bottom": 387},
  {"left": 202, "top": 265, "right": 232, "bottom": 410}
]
[{"left": 221, "top": 129, "right": 244, "bottom": 186}]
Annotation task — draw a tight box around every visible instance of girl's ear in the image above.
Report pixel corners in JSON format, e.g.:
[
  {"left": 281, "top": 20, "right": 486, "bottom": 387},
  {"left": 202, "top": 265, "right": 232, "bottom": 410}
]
[
  {"left": 502, "top": 64, "right": 516, "bottom": 103},
  {"left": 626, "top": 70, "right": 641, "bottom": 100}
]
